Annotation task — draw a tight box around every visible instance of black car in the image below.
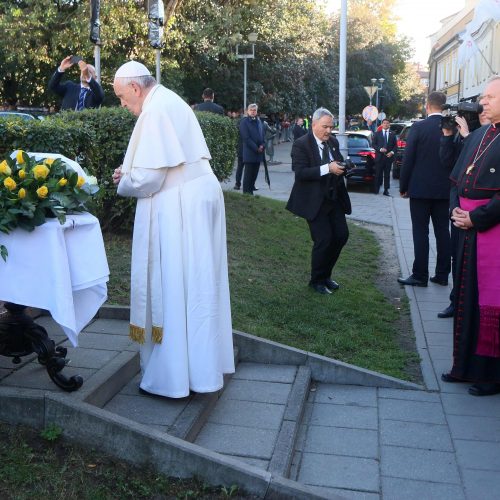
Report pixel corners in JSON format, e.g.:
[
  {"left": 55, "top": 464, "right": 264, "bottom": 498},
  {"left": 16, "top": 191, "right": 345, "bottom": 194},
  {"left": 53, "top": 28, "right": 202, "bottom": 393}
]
[
  {"left": 333, "top": 131, "right": 376, "bottom": 189},
  {"left": 392, "top": 123, "right": 413, "bottom": 179}
]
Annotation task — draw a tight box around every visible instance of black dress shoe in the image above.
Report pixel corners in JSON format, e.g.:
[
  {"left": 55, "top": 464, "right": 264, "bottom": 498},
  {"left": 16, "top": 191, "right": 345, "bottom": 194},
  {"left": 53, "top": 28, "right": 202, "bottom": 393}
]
[
  {"left": 233, "top": 184, "right": 241, "bottom": 190},
  {"left": 430, "top": 276, "right": 448, "bottom": 286},
  {"left": 383, "top": 190, "right": 391, "bottom": 197},
  {"left": 437, "top": 304, "right": 454, "bottom": 318},
  {"left": 397, "top": 276, "right": 428, "bottom": 287},
  {"left": 309, "top": 283, "right": 332, "bottom": 295},
  {"left": 325, "top": 279, "right": 340, "bottom": 291},
  {"left": 441, "top": 373, "right": 461, "bottom": 383},
  {"left": 468, "top": 383, "right": 500, "bottom": 396}
]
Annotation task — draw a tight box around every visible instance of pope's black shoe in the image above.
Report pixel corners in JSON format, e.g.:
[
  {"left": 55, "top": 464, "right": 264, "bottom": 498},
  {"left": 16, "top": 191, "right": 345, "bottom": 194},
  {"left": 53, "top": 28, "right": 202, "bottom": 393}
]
[
  {"left": 397, "top": 275, "right": 428, "bottom": 287},
  {"left": 430, "top": 276, "right": 448, "bottom": 286},
  {"left": 325, "top": 279, "right": 340, "bottom": 291},
  {"left": 309, "top": 283, "right": 332, "bottom": 295},
  {"left": 438, "top": 303, "right": 454, "bottom": 318}
]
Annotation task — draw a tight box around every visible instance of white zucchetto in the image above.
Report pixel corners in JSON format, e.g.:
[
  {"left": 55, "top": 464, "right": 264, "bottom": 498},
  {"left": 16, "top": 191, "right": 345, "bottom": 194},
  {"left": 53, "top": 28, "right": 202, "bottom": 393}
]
[{"left": 115, "top": 61, "right": 151, "bottom": 79}]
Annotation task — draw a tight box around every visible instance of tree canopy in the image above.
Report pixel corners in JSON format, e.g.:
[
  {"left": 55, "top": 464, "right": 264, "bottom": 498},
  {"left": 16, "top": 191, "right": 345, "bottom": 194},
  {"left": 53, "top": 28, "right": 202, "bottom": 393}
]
[{"left": 0, "top": 0, "right": 424, "bottom": 117}]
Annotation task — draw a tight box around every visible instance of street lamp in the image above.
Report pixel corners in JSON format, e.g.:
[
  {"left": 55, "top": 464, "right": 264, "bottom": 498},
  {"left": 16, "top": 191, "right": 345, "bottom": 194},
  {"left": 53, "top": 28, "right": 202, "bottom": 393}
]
[
  {"left": 236, "top": 32, "right": 258, "bottom": 112},
  {"left": 371, "top": 77, "right": 385, "bottom": 125}
]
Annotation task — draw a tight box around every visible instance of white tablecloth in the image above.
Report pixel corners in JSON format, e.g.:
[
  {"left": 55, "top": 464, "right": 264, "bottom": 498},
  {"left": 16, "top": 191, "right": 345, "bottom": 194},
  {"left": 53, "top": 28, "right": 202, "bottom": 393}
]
[{"left": 0, "top": 213, "right": 109, "bottom": 347}]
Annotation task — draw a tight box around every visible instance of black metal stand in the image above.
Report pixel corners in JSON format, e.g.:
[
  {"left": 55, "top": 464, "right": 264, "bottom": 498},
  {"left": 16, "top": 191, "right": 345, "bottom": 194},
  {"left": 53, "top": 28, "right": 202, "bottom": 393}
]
[{"left": 0, "top": 303, "right": 83, "bottom": 392}]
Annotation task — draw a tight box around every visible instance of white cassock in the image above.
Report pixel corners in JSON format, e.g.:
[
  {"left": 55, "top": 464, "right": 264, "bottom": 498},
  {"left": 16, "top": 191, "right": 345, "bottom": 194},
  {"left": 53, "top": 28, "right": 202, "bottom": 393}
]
[{"left": 117, "top": 84, "right": 234, "bottom": 398}]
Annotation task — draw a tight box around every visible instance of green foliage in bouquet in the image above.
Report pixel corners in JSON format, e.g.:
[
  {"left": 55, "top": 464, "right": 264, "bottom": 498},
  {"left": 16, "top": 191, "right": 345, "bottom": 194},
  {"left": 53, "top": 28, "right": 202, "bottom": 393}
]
[{"left": 0, "top": 151, "right": 99, "bottom": 261}]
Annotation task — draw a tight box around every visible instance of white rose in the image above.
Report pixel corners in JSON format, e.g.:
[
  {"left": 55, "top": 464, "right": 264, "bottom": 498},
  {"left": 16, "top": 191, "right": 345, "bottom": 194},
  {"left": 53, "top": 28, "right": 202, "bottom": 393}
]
[{"left": 87, "top": 175, "right": 98, "bottom": 186}]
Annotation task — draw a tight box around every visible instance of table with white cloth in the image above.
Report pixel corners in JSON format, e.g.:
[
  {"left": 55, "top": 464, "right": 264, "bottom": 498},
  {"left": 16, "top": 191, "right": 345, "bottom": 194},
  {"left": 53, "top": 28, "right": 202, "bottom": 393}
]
[{"left": 0, "top": 212, "right": 109, "bottom": 390}]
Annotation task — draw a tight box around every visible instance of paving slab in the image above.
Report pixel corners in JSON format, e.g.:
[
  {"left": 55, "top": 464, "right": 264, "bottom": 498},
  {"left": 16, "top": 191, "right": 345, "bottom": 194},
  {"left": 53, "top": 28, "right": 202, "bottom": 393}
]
[
  {"left": 304, "top": 425, "right": 378, "bottom": 459},
  {"left": 309, "top": 402, "right": 378, "bottom": 430},
  {"left": 454, "top": 439, "right": 500, "bottom": 471},
  {"left": 381, "top": 477, "right": 465, "bottom": 500},
  {"left": 64, "top": 347, "right": 120, "bottom": 369},
  {"left": 380, "top": 419, "right": 453, "bottom": 451},
  {"left": 103, "top": 393, "right": 188, "bottom": 426},
  {"left": 219, "top": 378, "right": 291, "bottom": 405},
  {"left": 379, "top": 398, "right": 446, "bottom": 424},
  {"left": 314, "top": 384, "right": 377, "bottom": 407},
  {"left": 207, "top": 398, "right": 285, "bottom": 430},
  {"left": 381, "top": 446, "right": 461, "bottom": 483},
  {"left": 462, "top": 468, "right": 500, "bottom": 500},
  {"left": 232, "top": 362, "right": 297, "bottom": 383},
  {"left": 83, "top": 318, "right": 130, "bottom": 335},
  {"left": 61, "top": 331, "right": 134, "bottom": 351},
  {"left": 447, "top": 414, "right": 500, "bottom": 442},
  {"left": 377, "top": 388, "right": 440, "bottom": 402},
  {"left": 309, "top": 486, "right": 380, "bottom": 500},
  {"left": 195, "top": 422, "right": 277, "bottom": 459},
  {"left": 298, "top": 452, "right": 379, "bottom": 492},
  {"left": 441, "top": 392, "right": 500, "bottom": 417}
]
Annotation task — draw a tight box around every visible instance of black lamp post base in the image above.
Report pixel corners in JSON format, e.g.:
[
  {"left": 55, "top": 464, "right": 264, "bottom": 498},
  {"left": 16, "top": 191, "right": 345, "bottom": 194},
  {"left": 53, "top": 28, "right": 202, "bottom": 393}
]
[{"left": 0, "top": 303, "right": 83, "bottom": 392}]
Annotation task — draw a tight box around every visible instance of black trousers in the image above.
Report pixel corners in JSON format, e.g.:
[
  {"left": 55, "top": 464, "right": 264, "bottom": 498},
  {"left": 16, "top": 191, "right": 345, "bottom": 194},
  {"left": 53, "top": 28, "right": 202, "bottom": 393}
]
[
  {"left": 307, "top": 199, "right": 349, "bottom": 284},
  {"left": 409, "top": 198, "right": 451, "bottom": 282},
  {"left": 243, "top": 162, "right": 260, "bottom": 194},
  {"left": 374, "top": 158, "right": 392, "bottom": 192},
  {"left": 235, "top": 156, "right": 244, "bottom": 186}
]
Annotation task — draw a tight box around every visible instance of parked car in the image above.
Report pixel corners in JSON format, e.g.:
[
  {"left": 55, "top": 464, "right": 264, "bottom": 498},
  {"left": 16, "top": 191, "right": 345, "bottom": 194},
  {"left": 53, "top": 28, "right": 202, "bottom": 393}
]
[
  {"left": 389, "top": 121, "right": 411, "bottom": 138},
  {"left": 0, "top": 111, "right": 35, "bottom": 121},
  {"left": 333, "top": 131, "right": 376, "bottom": 189},
  {"left": 392, "top": 123, "right": 413, "bottom": 179}
]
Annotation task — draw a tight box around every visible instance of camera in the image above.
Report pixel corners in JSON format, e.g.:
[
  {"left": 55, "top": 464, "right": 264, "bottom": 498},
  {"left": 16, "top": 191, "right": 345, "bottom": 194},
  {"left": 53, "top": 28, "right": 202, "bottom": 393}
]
[
  {"left": 337, "top": 159, "right": 355, "bottom": 177},
  {"left": 441, "top": 101, "right": 483, "bottom": 133}
]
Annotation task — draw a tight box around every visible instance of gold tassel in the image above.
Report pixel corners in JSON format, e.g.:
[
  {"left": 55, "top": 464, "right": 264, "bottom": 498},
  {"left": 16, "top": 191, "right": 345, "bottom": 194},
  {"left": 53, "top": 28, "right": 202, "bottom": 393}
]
[
  {"left": 152, "top": 326, "right": 163, "bottom": 344},
  {"left": 129, "top": 324, "right": 145, "bottom": 344}
]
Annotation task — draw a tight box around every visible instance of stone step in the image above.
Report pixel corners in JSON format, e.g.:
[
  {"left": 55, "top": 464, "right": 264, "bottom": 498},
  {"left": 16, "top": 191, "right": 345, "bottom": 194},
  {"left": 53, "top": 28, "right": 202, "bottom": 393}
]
[{"left": 194, "top": 362, "right": 311, "bottom": 478}]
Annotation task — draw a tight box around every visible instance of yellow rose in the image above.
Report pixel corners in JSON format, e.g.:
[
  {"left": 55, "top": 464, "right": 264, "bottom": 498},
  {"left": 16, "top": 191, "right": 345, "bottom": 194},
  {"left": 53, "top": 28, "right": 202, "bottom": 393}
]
[
  {"left": 18, "top": 188, "right": 26, "bottom": 199},
  {"left": 44, "top": 158, "right": 55, "bottom": 166},
  {"left": 36, "top": 185, "right": 48, "bottom": 198},
  {"left": 58, "top": 178, "right": 68, "bottom": 187},
  {"left": 76, "top": 176, "right": 85, "bottom": 188},
  {"left": 16, "top": 150, "right": 25, "bottom": 164},
  {"left": 18, "top": 169, "right": 26, "bottom": 179},
  {"left": 32, "top": 164, "right": 50, "bottom": 180},
  {"left": 0, "top": 160, "right": 11, "bottom": 176},
  {"left": 4, "top": 177, "right": 17, "bottom": 191}
]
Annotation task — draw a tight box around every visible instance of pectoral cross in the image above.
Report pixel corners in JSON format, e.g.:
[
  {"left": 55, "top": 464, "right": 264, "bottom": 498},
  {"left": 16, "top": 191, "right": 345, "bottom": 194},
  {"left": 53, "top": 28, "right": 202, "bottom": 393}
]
[{"left": 466, "top": 164, "right": 475, "bottom": 175}]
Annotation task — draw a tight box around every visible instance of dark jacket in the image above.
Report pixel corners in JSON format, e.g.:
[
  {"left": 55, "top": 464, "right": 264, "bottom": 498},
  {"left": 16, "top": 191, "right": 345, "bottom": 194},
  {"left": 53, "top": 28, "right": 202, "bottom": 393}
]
[
  {"left": 400, "top": 114, "right": 450, "bottom": 199},
  {"left": 373, "top": 129, "right": 397, "bottom": 162},
  {"left": 193, "top": 101, "right": 224, "bottom": 115},
  {"left": 286, "top": 132, "right": 352, "bottom": 221},
  {"left": 48, "top": 70, "right": 104, "bottom": 110},
  {"left": 239, "top": 116, "right": 265, "bottom": 163},
  {"left": 292, "top": 124, "right": 307, "bottom": 141}
]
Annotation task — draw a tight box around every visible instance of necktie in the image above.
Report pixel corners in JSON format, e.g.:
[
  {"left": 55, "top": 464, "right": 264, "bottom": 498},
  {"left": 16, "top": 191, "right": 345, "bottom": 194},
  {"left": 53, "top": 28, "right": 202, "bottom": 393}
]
[
  {"left": 77, "top": 87, "right": 89, "bottom": 111},
  {"left": 321, "top": 142, "right": 330, "bottom": 163},
  {"left": 384, "top": 131, "right": 388, "bottom": 146}
]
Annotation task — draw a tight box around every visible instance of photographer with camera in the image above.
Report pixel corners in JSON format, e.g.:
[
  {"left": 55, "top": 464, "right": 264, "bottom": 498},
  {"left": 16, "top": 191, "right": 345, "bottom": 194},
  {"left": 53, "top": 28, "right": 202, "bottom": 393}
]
[
  {"left": 48, "top": 56, "right": 104, "bottom": 111},
  {"left": 437, "top": 106, "right": 490, "bottom": 319},
  {"left": 286, "top": 107, "right": 351, "bottom": 295},
  {"left": 441, "top": 76, "right": 500, "bottom": 397}
]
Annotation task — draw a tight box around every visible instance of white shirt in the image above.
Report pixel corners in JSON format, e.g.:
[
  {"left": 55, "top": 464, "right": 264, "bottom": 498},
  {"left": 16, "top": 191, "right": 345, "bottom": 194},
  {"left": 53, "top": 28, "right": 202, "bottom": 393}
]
[{"left": 313, "top": 134, "right": 332, "bottom": 176}]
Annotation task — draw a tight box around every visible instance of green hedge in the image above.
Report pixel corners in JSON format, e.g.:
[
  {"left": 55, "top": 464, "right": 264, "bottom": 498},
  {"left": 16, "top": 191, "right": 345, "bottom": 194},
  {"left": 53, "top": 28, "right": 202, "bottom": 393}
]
[{"left": 0, "top": 107, "right": 238, "bottom": 231}]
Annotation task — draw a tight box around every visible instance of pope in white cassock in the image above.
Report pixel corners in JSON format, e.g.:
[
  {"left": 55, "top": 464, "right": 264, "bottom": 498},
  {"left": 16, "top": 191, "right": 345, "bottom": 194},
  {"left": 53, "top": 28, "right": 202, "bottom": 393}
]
[{"left": 112, "top": 61, "right": 235, "bottom": 398}]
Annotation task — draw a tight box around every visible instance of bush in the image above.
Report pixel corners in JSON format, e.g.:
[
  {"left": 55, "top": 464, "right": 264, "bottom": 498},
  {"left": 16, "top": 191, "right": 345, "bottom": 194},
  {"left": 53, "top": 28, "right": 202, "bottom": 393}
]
[{"left": 0, "top": 107, "right": 238, "bottom": 232}]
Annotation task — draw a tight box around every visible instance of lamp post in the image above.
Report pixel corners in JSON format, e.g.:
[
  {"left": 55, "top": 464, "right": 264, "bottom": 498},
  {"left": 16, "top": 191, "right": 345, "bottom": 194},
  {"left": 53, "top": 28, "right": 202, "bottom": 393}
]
[
  {"left": 371, "top": 77, "right": 385, "bottom": 125},
  {"left": 236, "top": 32, "right": 258, "bottom": 112}
]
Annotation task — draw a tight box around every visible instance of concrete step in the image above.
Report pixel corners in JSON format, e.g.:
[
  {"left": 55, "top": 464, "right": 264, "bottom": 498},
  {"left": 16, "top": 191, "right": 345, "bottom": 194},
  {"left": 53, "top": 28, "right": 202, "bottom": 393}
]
[{"left": 194, "top": 362, "right": 311, "bottom": 478}]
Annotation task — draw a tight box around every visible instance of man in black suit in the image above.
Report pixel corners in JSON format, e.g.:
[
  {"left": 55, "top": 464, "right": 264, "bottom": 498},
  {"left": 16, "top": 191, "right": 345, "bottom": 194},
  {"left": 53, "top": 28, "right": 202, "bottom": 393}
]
[
  {"left": 48, "top": 56, "right": 104, "bottom": 111},
  {"left": 287, "top": 107, "right": 351, "bottom": 295},
  {"left": 398, "top": 92, "right": 451, "bottom": 287},
  {"left": 194, "top": 88, "right": 224, "bottom": 115},
  {"left": 373, "top": 118, "right": 397, "bottom": 196}
]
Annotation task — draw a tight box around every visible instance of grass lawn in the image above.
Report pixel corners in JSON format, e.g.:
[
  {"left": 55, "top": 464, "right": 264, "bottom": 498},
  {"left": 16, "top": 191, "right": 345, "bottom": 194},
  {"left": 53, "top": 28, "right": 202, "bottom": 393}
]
[
  {"left": 0, "top": 422, "right": 246, "bottom": 499},
  {"left": 105, "top": 191, "right": 418, "bottom": 381}
]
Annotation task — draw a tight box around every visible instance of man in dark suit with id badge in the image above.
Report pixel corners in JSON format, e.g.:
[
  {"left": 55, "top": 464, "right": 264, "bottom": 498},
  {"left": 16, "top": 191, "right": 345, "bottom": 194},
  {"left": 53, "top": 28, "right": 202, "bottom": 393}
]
[{"left": 287, "top": 107, "right": 352, "bottom": 295}]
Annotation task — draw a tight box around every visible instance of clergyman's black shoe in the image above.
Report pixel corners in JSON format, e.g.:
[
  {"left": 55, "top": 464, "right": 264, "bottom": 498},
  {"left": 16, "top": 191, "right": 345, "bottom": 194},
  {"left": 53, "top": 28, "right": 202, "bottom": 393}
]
[
  {"left": 397, "top": 276, "right": 428, "bottom": 287},
  {"left": 441, "top": 373, "right": 461, "bottom": 383},
  {"left": 325, "top": 279, "right": 340, "bottom": 291},
  {"left": 233, "top": 184, "right": 241, "bottom": 190},
  {"left": 468, "top": 383, "right": 500, "bottom": 396},
  {"left": 309, "top": 283, "right": 332, "bottom": 295},
  {"left": 438, "top": 303, "right": 454, "bottom": 318},
  {"left": 430, "top": 276, "right": 448, "bottom": 286},
  {"left": 383, "top": 190, "right": 391, "bottom": 197}
]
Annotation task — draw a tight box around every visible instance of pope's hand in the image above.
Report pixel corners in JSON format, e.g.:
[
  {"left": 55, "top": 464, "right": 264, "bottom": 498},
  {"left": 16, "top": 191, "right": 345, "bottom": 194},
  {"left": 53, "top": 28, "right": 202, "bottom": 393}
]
[{"left": 112, "top": 167, "right": 122, "bottom": 185}]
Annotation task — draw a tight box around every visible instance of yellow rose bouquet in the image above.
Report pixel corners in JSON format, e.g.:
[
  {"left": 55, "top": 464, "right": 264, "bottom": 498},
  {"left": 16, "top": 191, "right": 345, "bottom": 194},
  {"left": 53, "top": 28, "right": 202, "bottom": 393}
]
[{"left": 0, "top": 151, "right": 99, "bottom": 261}]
